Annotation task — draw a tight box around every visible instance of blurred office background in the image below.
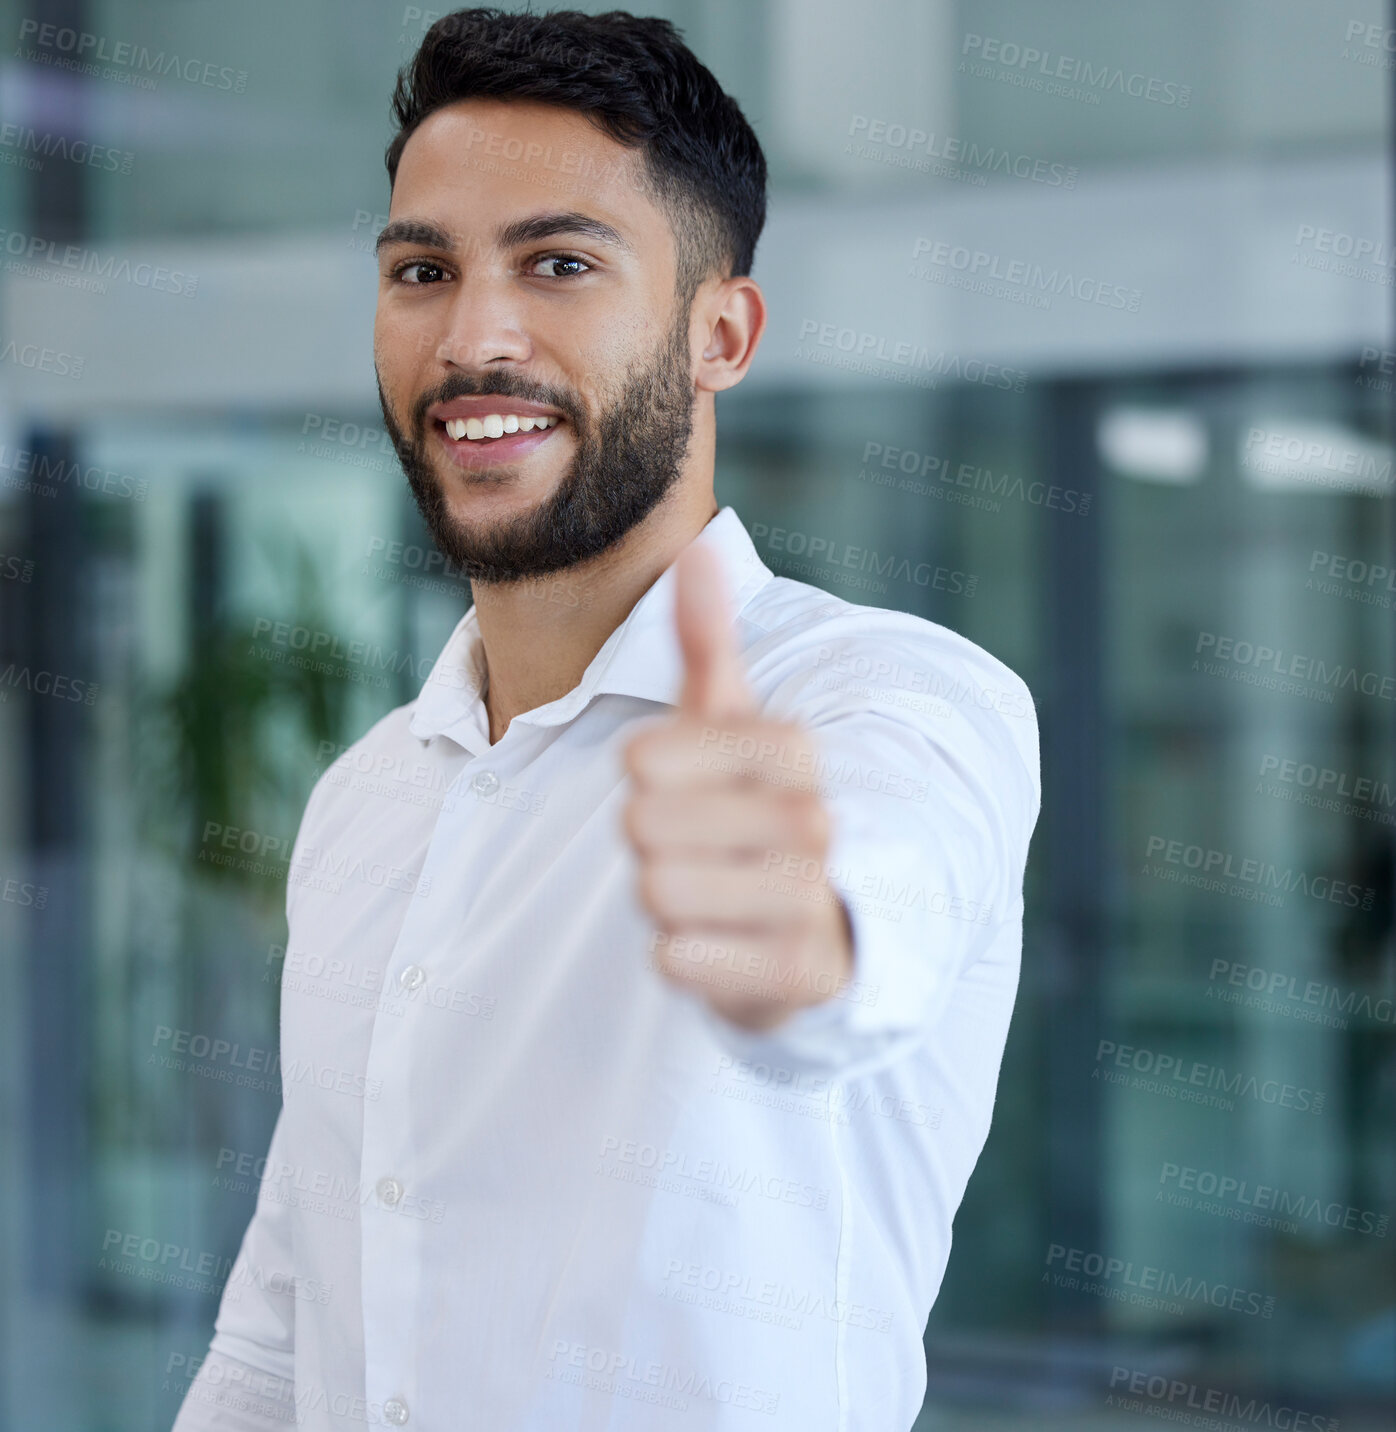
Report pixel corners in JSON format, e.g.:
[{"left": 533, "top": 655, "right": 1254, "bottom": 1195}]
[{"left": 1, "top": 0, "right": 1393, "bottom": 1427}]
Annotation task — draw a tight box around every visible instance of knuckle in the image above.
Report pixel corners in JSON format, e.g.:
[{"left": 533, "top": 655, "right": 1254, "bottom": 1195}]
[
  {"left": 787, "top": 793, "right": 830, "bottom": 849},
  {"left": 640, "top": 860, "right": 687, "bottom": 920},
  {"left": 638, "top": 864, "right": 667, "bottom": 915},
  {"left": 770, "top": 926, "right": 805, "bottom": 975}
]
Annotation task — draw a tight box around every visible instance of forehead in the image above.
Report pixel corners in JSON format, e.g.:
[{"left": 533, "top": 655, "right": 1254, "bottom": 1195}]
[{"left": 390, "top": 97, "right": 666, "bottom": 248}]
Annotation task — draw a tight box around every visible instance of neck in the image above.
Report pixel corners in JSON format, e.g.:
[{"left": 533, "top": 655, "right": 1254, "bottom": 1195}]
[{"left": 471, "top": 487, "right": 720, "bottom": 745}]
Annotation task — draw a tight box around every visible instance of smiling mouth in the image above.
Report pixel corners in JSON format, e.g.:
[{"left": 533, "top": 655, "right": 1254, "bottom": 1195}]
[
  {"left": 430, "top": 410, "right": 565, "bottom": 472},
  {"left": 440, "top": 413, "right": 562, "bottom": 443}
]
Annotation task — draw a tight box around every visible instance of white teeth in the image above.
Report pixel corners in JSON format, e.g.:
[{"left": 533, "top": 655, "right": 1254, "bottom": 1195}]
[{"left": 442, "top": 414, "right": 557, "bottom": 441}]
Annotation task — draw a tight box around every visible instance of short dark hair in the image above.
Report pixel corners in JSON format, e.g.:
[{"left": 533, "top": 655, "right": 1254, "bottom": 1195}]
[{"left": 386, "top": 8, "right": 767, "bottom": 304}]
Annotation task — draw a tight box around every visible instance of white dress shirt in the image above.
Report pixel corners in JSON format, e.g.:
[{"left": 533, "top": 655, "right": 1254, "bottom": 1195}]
[{"left": 172, "top": 505, "right": 1039, "bottom": 1432}]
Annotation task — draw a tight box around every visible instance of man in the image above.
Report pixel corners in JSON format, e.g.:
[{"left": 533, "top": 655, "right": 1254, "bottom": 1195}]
[{"left": 173, "top": 9, "right": 1039, "bottom": 1430}]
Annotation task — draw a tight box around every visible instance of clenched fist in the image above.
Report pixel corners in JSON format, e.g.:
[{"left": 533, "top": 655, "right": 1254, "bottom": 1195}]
[{"left": 622, "top": 540, "right": 854, "bottom": 1031}]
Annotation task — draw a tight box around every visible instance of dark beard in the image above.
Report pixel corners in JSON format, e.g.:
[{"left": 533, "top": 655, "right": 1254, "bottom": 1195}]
[{"left": 377, "top": 309, "right": 695, "bottom": 587}]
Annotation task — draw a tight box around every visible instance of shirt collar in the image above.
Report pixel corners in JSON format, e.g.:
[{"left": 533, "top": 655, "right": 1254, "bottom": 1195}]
[{"left": 408, "top": 505, "right": 774, "bottom": 744}]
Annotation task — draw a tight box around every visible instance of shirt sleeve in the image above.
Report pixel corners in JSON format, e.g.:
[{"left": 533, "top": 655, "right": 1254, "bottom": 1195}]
[
  {"left": 172, "top": 766, "right": 334, "bottom": 1430},
  {"left": 170, "top": 1106, "right": 298, "bottom": 1429},
  {"left": 170, "top": 1345, "right": 296, "bottom": 1431},
  {"left": 697, "top": 612, "right": 1041, "bottom": 1081}
]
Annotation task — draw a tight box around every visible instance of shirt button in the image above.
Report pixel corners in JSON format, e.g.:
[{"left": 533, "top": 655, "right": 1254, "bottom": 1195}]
[
  {"left": 472, "top": 770, "right": 499, "bottom": 795},
  {"left": 377, "top": 1177, "right": 404, "bottom": 1208},
  {"left": 398, "top": 964, "right": 426, "bottom": 991},
  {"left": 383, "top": 1397, "right": 409, "bottom": 1425}
]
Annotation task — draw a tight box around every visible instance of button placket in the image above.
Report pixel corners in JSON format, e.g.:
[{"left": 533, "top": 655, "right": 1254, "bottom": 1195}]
[{"left": 362, "top": 910, "right": 433, "bottom": 1429}]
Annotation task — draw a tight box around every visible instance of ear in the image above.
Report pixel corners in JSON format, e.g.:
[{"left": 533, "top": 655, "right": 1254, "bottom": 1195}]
[{"left": 690, "top": 275, "right": 767, "bottom": 395}]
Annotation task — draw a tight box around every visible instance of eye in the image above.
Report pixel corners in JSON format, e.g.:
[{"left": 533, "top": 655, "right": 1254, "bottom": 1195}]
[
  {"left": 529, "top": 252, "right": 591, "bottom": 279},
  {"left": 391, "top": 259, "right": 451, "bottom": 285}
]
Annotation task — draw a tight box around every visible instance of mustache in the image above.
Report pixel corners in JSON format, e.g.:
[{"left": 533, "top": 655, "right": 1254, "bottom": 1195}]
[{"left": 411, "top": 371, "right": 586, "bottom": 435}]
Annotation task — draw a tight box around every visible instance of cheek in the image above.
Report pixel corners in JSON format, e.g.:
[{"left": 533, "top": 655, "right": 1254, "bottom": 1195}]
[
  {"left": 558, "top": 308, "right": 658, "bottom": 401},
  {"left": 374, "top": 302, "right": 432, "bottom": 371}
]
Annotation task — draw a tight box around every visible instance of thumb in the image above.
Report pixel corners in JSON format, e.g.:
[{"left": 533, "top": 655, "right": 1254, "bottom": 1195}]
[{"left": 675, "top": 541, "right": 754, "bottom": 720}]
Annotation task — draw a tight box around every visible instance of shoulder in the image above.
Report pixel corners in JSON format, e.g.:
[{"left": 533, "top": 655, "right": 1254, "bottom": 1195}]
[
  {"left": 735, "top": 574, "right": 1040, "bottom": 823},
  {"left": 742, "top": 575, "right": 1035, "bottom": 726}
]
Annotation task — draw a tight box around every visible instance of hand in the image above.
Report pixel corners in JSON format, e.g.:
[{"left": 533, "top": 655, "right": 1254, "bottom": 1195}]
[{"left": 621, "top": 540, "right": 854, "bottom": 1030}]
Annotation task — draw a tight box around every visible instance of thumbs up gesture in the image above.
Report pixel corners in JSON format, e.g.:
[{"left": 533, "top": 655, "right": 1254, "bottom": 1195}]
[{"left": 622, "top": 541, "right": 854, "bottom": 1031}]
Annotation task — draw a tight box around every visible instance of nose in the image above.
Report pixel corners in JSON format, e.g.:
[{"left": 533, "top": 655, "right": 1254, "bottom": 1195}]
[{"left": 435, "top": 274, "right": 532, "bottom": 370}]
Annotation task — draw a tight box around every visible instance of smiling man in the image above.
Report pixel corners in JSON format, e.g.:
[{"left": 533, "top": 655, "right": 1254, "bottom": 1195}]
[{"left": 173, "top": 9, "right": 1039, "bottom": 1432}]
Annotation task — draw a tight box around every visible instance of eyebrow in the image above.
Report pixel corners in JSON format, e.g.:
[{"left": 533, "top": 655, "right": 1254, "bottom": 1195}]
[{"left": 375, "top": 211, "right": 633, "bottom": 257}]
